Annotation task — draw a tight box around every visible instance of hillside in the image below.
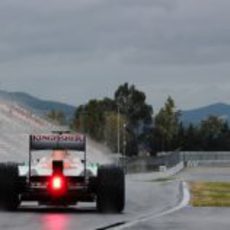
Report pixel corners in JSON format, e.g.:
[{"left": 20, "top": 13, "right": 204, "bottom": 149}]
[
  {"left": 181, "top": 103, "right": 230, "bottom": 125},
  {"left": 1, "top": 90, "right": 229, "bottom": 126},
  {"left": 0, "top": 90, "right": 76, "bottom": 121}
]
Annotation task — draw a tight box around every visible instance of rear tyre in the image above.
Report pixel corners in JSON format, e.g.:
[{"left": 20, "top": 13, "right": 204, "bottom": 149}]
[
  {"left": 97, "top": 165, "right": 125, "bottom": 213},
  {"left": 0, "top": 163, "right": 20, "bottom": 211}
]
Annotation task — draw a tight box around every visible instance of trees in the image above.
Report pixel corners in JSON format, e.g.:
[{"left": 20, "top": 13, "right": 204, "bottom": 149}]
[
  {"left": 114, "top": 83, "right": 153, "bottom": 155},
  {"left": 71, "top": 83, "right": 153, "bottom": 156},
  {"left": 200, "top": 116, "right": 225, "bottom": 139},
  {"left": 71, "top": 83, "right": 230, "bottom": 155},
  {"left": 153, "top": 96, "right": 180, "bottom": 152},
  {"left": 46, "top": 109, "right": 66, "bottom": 125},
  {"left": 72, "top": 100, "right": 107, "bottom": 141},
  {"left": 200, "top": 116, "right": 226, "bottom": 150},
  {"left": 104, "top": 112, "right": 128, "bottom": 153},
  {"left": 179, "top": 116, "right": 230, "bottom": 151},
  {"left": 183, "top": 124, "right": 202, "bottom": 151},
  {"left": 72, "top": 99, "right": 130, "bottom": 153},
  {"left": 115, "top": 83, "right": 153, "bottom": 126}
]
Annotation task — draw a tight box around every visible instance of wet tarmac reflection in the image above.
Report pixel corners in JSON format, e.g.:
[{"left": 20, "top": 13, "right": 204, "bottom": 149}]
[{"left": 42, "top": 214, "right": 70, "bottom": 230}]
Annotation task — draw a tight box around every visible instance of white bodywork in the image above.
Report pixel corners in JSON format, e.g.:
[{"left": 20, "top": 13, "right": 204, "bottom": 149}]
[{"left": 18, "top": 152, "right": 98, "bottom": 177}]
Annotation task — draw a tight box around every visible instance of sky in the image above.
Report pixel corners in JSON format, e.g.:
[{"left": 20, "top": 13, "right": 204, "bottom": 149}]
[{"left": 0, "top": 0, "right": 230, "bottom": 111}]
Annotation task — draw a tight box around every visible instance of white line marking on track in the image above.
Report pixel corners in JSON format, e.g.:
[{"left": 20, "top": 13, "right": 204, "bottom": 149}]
[{"left": 112, "top": 181, "right": 190, "bottom": 230}]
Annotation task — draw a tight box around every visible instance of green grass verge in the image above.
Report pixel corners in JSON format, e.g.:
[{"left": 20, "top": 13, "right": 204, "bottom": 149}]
[{"left": 190, "top": 182, "right": 230, "bottom": 207}]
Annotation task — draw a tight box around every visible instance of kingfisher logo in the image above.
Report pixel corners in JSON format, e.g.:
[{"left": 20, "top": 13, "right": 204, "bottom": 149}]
[
  {"left": 30, "top": 134, "right": 86, "bottom": 150},
  {"left": 32, "top": 134, "right": 84, "bottom": 143}
]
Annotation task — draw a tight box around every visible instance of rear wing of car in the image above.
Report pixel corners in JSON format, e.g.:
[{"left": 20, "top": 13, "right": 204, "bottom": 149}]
[{"left": 29, "top": 134, "right": 86, "bottom": 151}]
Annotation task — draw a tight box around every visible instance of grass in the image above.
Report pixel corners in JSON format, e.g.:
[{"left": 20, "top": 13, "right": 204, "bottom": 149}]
[{"left": 190, "top": 182, "right": 230, "bottom": 207}]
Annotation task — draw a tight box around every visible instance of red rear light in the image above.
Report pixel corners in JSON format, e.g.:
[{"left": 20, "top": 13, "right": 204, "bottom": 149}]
[
  {"left": 52, "top": 176, "right": 63, "bottom": 190},
  {"left": 48, "top": 174, "right": 67, "bottom": 196}
]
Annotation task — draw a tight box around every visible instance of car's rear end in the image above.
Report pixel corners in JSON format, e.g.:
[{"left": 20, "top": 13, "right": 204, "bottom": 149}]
[
  {"left": 20, "top": 161, "right": 97, "bottom": 206},
  {"left": 0, "top": 132, "right": 125, "bottom": 213},
  {"left": 21, "top": 133, "right": 97, "bottom": 205}
]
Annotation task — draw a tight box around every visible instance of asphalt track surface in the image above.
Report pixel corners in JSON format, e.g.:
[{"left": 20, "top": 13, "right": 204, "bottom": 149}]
[
  {"left": 0, "top": 178, "right": 181, "bottom": 230},
  {"left": 2, "top": 167, "right": 230, "bottom": 230},
  {"left": 3, "top": 167, "right": 230, "bottom": 230},
  {"left": 125, "top": 167, "right": 230, "bottom": 230}
]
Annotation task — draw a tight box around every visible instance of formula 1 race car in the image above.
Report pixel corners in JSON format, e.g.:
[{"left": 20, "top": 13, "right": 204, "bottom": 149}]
[{"left": 0, "top": 132, "right": 125, "bottom": 213}]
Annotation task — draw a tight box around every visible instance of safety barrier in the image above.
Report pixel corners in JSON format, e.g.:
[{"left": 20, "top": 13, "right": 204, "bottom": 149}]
[
  {"left": 124, "top": 151, "right": 181, "bottom": 173},
  {"left": 180, "top": 151, "right": 230, "bottom": 167},
  {"left": 125, "top": 151, "right": 230, "bottom": 174}
]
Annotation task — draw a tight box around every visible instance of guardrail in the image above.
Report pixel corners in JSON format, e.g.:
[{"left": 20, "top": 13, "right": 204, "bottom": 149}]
[
  {"left": 180, "top": 151, "right": 230, "bottom": 167},
  {"left": 122, "top": 151, "right": 181, "bottom": 173},
  {"left": 121, "top": 151, "right": 230, "bottom": 174}
]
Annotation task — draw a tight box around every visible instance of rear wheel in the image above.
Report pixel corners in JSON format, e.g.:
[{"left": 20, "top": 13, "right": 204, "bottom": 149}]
[
  {"left": 0, "top": 163, "right": 20, "bottom": 211},
  {"left": 96, "top": 165, "right": 125, "bottom": 213}
]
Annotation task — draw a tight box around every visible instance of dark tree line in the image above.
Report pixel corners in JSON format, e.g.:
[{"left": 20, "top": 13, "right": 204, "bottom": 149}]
[
  {"left": 70, "top": 83, "right": 230, "bottom": 156},
  {"left": 46, "top": 109, "right": 66, "bottom": 125},
  {"left": 175, "top": 117, "right": 230, "bottom": 151},
  {"left": 71, "top": 83, "right": 153, "bottom": 156},
  {"left": 151, "top": 99, "right": 230, "bottom": 154}
]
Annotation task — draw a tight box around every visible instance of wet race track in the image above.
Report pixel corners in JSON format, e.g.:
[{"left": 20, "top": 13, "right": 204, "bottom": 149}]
[
  {"left": 126, "top": 167, "right": 230, "bottom": 230},
  {"left": 1, "top": 166, "right": 230, "bottom": 229},
  {"left": 0, "top": 177, "right": 181, "bottom": 230}
]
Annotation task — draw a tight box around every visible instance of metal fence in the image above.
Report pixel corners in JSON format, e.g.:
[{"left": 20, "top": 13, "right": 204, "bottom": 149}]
[
  {"left": 122, "top": 151, "right": 230, "bottom": 173},
  {"left": 180, "top": 151, "right": 230, "bottom": 167},
  {"left": 125, "top": 151, "right": 181, "bottom": 173}
]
